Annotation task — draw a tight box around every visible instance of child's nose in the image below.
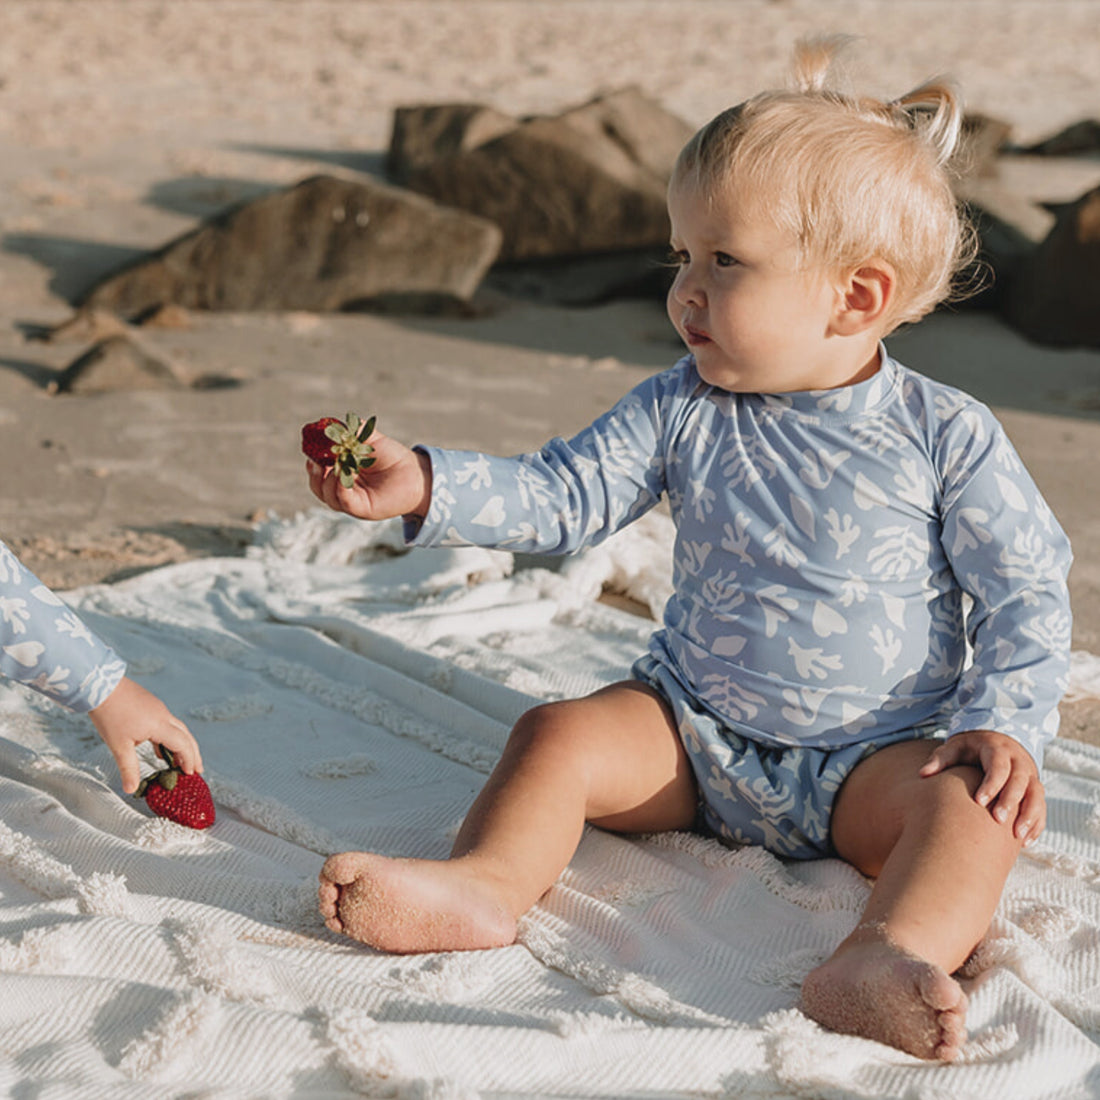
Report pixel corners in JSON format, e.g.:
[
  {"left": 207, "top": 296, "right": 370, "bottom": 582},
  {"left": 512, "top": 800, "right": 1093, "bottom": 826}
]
[{"left": 671, "top": 267, "right": 705, "bottom": 308}]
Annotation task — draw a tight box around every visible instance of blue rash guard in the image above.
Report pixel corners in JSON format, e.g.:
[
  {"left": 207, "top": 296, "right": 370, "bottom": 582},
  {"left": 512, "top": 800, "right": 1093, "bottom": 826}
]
[
  {"left": 0, "top": 541, "right": 125, "bottom": 712},
  {"left": 408, "top": 351, "right": 1072, "bottom": 771}
]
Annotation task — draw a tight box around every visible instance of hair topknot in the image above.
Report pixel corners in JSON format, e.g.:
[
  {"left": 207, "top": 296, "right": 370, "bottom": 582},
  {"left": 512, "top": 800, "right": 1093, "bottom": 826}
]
[{"left": 673, "top": 35, "right": 978, "bottom": 330}]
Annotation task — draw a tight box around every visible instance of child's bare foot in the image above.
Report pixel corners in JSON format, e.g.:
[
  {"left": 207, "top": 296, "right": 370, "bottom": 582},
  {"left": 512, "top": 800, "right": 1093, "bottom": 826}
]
[
  {"left": 800, "top": 932, "right": 968, "bottom": 1061},
  {"left": 318, "top": 851, "right": 517, "bottom": 953}
]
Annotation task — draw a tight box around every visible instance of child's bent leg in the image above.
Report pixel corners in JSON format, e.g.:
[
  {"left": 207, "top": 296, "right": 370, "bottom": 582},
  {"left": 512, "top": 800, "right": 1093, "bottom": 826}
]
[
  {"left": 319, "top": 680, "right": 697, "bottom": 953},
  {"left": 801, "top": 739, "right": 1025, "bottom": 1061}
]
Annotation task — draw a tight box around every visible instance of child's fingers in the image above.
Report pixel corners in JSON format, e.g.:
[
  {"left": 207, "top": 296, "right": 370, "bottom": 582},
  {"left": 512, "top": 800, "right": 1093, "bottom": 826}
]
[
  {"left": 918, "top": 737, "right": 965, "bottom": 777},
  {"left": 157, "top": 719, "right": 204, "bottom": 775},
  {"left": 1013, "top": 782, "right": 1046, "bottom": 844},
  {"left": 112, "top": 745, "right": 142, "bottom": 795},
  {"left": 973, "top": 749, "right": 1012, "bottom": 811}
]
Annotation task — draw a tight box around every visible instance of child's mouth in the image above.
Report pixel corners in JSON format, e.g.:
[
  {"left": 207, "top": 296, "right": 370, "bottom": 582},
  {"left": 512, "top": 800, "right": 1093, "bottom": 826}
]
[{"left": 684, "top": 324, "right": 711, "bottom": 347}]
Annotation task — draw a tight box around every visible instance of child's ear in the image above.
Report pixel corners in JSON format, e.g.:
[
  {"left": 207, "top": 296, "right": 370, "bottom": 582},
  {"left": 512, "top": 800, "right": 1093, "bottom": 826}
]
[{"left": 830, "top": 261, "right": 895, "bottom": 335}]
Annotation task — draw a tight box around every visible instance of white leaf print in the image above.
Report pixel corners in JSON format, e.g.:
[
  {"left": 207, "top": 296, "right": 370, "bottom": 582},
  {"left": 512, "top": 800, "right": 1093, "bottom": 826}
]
[
  {"left": 471, "top": 496, "right": 507, "bottom": 528},
  {"left": 799, "top": 447, "right": 851, "bottom": 490},
  {"left": 841, "top": 702, "right": 877, "bottom": 735},
  {"left": 3, "top": 640, "right": 45, "bottom": 668},
  {"left": 789, "top": 493, "right": 816, "bottom": 540},
  {"left": 811, "top": 601, "right": 848, "bottom": 638},
  {"left": 882, "top": 593, "right": 906, "bottom": 629},
  {"left": 720, "top": 515, "right": 755, "bottom": 566},
  {"left": 780, "top": 687, "right": 828, "bottom": 727},
  {"left": 787, "top": 637, "right": 843, "bottom": 680},
  {"left": 0, "top": 597, "right": 30, "bottom": 634},
  {"left": 31, "top": 585, "right": 65, "bottom": 607},
  {"left": 952, "top": 508, "right": 993, "bottom": 556},
  {"left": 870, "top": 624, "right": 903, "bottom": 674},
  {"left": 764, "top": 524, "right": 807, "bottom": 569},
  {"left": 455, "top": 455, "right": 492, "bottom": 491},
  {"left": 824, "top": 509, "right": 860, "bottom": 559},
  {"left": 712, "top": 634, "right": 747, "bottom": 658},
  {"left": 756, "top": 584, "right": 798, "bottom": 638},
  {"left": 993, "top": 473, "right": 1029, "bottom": 512},
  {"left": 853, "top": 473, "right": 888, "bottom": 510}
]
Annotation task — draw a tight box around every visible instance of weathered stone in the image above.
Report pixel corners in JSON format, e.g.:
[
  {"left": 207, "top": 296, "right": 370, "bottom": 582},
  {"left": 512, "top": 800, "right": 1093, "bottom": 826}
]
[
  {"left": 403, "top": 87, "right": 693, "bottom": 263},
  {"left": 1023, "top": 119, "right": 1100, "bottom": 157},
  {"left": 41, "top": 308, "right": 130, "bottom": 344},
  {"left": 1003, "top": 185, "right": 1100, "bottom": 348},
  {"left": 80, "top": 174, "right": 502, "bottom": 318},
  {"left": 555, "top": 85, "right": 695, "bottom": 184},
  {"left": 135, "top": 303, "right": 193, "bottom": 329},
  {"left": 50, "top": 335, "right": 183, "bottom": 394},
  {"left": 387, "top": 103, "right": 517, "bottom": 184}
]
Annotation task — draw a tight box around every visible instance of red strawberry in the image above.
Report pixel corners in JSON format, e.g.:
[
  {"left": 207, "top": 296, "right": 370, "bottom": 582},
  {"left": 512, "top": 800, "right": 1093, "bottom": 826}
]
[
  {"left": 135, "top": 746, "right": 216, "bottom": 829},
  {"left": 301, "top": 412, "right": 376, "bottom": 487}
]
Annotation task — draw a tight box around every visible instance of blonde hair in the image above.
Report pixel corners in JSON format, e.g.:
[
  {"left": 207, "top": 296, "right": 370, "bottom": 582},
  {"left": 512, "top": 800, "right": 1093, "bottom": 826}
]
[{"left": 673, "top": 37, "right": 979, "bottom": 330}]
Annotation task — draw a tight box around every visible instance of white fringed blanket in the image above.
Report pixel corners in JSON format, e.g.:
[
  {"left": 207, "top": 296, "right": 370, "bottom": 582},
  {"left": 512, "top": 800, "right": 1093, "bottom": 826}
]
[{"left": 1, "top": 510, "right": 1098, "bottom": 1098}]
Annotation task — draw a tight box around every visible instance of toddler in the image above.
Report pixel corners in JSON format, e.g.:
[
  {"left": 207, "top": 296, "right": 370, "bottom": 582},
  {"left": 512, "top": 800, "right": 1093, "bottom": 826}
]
[
  {"left": 308, "top": 40, "right": 1072, "bottom": 1062},
  {"left": 0, "top": 540, "right": 202, "bottom": 793}
]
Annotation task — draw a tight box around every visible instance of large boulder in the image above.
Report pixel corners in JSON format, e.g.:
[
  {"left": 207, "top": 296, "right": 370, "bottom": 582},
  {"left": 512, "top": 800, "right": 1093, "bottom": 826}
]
[
  {"left": 80, "top": 174, "right": 502, "bottom": 318},
  {"left": 398, "top": 86, "right": 694, "bottom": 263},
  {"left": 387, "top": 103, "right": 517, "bottom": 184},
  {"left": 1002, "top": 184, "right": 1100, "bottom": 348}
]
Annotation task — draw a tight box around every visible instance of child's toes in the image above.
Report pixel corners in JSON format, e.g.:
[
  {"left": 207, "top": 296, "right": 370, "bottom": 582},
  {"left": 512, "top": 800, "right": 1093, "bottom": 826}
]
[
  {"left": 318, "top": 877, "right": 341, "bottom": 921},
  {"left": 321, "top": 852, "right": 365, "bottom": 885}
]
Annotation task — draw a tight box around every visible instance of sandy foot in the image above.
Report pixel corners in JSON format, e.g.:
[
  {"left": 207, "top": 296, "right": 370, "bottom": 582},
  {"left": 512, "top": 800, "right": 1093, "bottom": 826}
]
[
  {"left": 318, "top": 851, "right": 518, "bottom": 953},
  {"left": 800, "top": 937, "right": 968, "bottom": 1061}
]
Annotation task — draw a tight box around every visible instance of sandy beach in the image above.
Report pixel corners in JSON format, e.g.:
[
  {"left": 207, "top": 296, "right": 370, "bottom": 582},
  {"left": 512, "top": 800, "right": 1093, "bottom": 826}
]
[{"left": 3, "top": 0, "right": 1099, "bottom": 700}]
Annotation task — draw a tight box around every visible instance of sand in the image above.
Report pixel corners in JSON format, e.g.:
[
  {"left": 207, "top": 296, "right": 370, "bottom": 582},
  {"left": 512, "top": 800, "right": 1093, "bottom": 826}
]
[{"left": 1, "top": 2, "right": 1099, "bottom": 671}]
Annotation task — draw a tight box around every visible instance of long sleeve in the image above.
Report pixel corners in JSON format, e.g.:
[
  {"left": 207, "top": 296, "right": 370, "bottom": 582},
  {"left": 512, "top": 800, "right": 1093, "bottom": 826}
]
[
  {"left": 0, "top": 541, "right": 126, "bottom": 712},
  {"left": 409, "top": 368, "right": 675, "bottom": 554},
  {"left": 935, "top": 400, "right": 1073, "bottom": 765}
]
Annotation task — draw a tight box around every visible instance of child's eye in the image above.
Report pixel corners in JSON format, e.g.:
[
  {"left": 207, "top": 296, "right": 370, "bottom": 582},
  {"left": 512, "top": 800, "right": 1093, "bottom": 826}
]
[
  {"left": 715, "top": 252, "right": 738, "bottom": 267},
  {"left": 666, "top": 248, "right": 689, "bottom": 267}
]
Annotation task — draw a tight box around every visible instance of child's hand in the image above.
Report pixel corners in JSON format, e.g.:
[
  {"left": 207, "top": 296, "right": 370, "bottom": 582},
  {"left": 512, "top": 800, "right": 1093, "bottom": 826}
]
[
  {"left": 919, "top": 729, "right": 1044, "bottom": 844},
  {"left": 306, "top": 428, "right": 433, "bottom": 522},
  {"left": 88, "top": 677, "right": 202, "bottom": 795}
]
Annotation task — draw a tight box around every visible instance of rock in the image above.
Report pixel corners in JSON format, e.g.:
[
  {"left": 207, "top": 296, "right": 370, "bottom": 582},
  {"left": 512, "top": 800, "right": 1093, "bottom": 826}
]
[
  {"left": 40, "top": 308, "right": 131, "bottom": 344},
  {"left": 387, "top": 103, "right": 517, "bottom": 184},
  {"left": 80, "top": 174, "right": 502, "bottom": 318},
  {"left": 402, "top": 86, "right": 693, "bottom": 263},
  {"left": 1022, "top": 119, "right": 1100, "bottom": 157},
  {"left": 554, "top": 85, "right": 694, "bottom": 184},
  {"left": 1002, "top": 184, "right": 1100, "bottom": 348},
  {"left": 135, "top": 303, "right": 192, "bottom": 329},
  {"left": 50, "top": 334, "right": 184, "bottom": 394}
]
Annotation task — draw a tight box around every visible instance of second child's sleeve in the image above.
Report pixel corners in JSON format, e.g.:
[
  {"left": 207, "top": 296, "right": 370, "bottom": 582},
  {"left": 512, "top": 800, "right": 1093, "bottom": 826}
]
[
  {"left": 0, "top": 541, "right": 126, "bottom": 713},
  {"left": 936, "top": 405, "right": 1073, "bottom": 768},
  {"left": 408, "top": 369, "right": 675, "bottom": 554}
]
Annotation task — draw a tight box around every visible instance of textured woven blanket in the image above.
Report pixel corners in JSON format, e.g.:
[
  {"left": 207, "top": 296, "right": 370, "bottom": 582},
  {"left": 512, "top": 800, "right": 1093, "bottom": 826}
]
[{"left": 1, "top": 510, "right": 1098, "bottom": 1098}]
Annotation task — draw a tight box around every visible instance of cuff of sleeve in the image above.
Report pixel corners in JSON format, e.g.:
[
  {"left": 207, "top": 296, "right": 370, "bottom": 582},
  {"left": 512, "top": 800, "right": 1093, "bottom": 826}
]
[{"left": 403, "top": 445, "right": 442, "bottom": 547}]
